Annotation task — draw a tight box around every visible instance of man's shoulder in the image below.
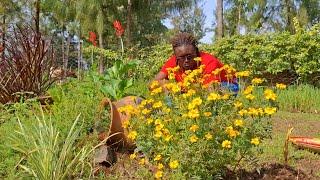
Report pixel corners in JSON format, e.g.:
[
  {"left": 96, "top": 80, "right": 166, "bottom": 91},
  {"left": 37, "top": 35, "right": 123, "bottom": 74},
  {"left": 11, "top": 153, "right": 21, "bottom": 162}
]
[{"left": 200, "top": 52, "right": 220, "bottom": 64}]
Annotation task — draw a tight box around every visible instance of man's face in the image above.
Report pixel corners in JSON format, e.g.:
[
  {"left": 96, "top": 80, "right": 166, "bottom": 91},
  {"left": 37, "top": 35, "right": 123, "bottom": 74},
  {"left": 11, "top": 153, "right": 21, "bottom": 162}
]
[{"left": 174, "top": 45, "right": 198, "bottom": 71}]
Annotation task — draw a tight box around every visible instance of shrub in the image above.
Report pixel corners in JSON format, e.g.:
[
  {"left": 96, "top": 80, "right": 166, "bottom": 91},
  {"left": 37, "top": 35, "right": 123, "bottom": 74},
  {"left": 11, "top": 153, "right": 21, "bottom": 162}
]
[
  {"left": 123, "top": 63, "right": 283, "bottom": 178},
  {"left": 0, "top": 26, "right": 55, "bottom": 104}
]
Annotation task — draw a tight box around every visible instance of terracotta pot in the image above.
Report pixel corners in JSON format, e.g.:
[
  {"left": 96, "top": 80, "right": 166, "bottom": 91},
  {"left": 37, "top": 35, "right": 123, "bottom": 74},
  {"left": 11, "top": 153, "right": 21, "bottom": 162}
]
[
  {"left": 99, "top": 96, "right": 143, "bottom": 151},
  {"left": 289, "top": 136, "right": 320, "bottom": 153}
]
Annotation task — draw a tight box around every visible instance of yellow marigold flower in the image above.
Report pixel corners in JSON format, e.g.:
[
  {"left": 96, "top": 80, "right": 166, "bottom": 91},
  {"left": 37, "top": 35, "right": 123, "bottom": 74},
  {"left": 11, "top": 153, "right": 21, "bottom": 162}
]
[
  {"left": 154, "top": 154, "right": 162, "bottom": 161},
  {"left": 189, "top": 135, "right": 199, "bottom": 143},
  {"left": 251, "top": 137, "right": 260, "bottom": 145},
  {"left": 189, "top": 124, "right": 199, "bottom": 132},
  {"left": 182, "top": 89, "right": 196, "bottom": 99},
  {"left": 207, "top": 92, "right": 220, "bottom": 101},
  {"left": 221, "top": 94, "right": 230, "bottom": 100},
  {"left": 243, "top": 85, "right": 254, "bottom": 95},
  {"left": 225, "top": 126, "right": 233, "bottom": 132},
  {"left": 172, "top": 66, "right": 180, "bottom": 72},
  {"left": 157, "top": 163, "right": 164, "bottom": 169},
  {"left": 153, "top": 101, "right": 163, "bottom": 109},
  {"left": 147, "top": 118, "right": 154, "bottom": 124},
  {"left": 212, "top": 68, "right": 222, "bottom": 75},
  {"left": 264, "top": 89, "right": 277, "bottom": 101},
  {"left": 228, "top": 129, "right": 239, "bottom": 138},
  {"left": 238, "top": 109, "right": 248, "bottom": 116},
  {"left": 139, "top": 158, "right": 145, "bottom": 165},
  {"left": 188, "top": 102, "right": 196, "bottom": 110},
  {"left": 140, "top": 100, "right": 148, "bottom": 106},
  {"left": 163, "top": 107, "right": 171, "bottom": 113},
  {"left": 222, "top": 140, "right": 232, "bottom": 149},
  {"left": 154, "top": 131, "right": 163, "bottom": 138},
  {"left": 171, "top": 84, "right": 181, "bottom": 93},
  {"left": 246, "top": 94, "right": 255, "bottom": 100},
  {"left": 235, "top": 70, "right": 250, "bottom": 77},
  {"left": 234, "top": 119, "right": 244, "bottom": 127},
  {"left": 203, "top": 111, "right": 212, "bottom": 117},
  {"left": 155, "top": 124, "right": 164, "bottom": 131},
  {"left": 264, "top": 107, "right": 277, "bottom": 115},
  {"left": 128, "top": 131, "right": 137, "bottom": 141},
  {"left": 169, "top": 160, "right": 179, "bottom": 169},
  {"left": 251, "top": 78, "right": 264, "bottom": 85},
  {"left": 164, "top": 135, "right": 173, "bottom": 142},
  {"left": 154, "top": 119, "right": 162, "bottom": 125},
  {"left": 194, "top": 57, "right": 202, "bottom": 62},
  {"left": 257, "top": 107, "right": 264, "bottom": 116},
  {"left": 234, "top": 101, "right": 243, "bottom": 108},
  {"left": 155, "top": 170, "right": 163, "bottom": 179},
  {"left": 205, "top": 132, "right": 213, "bottom": 140},
  {"left": 147, "top": 99, "right": 154, "bottom": 104},
  {"left": 192, "top": 97, "right": 203, "bottom": 106},
  {"left": 248, "top": 107, "right": 259, "bottom": 116},
  {"left": 150, "top": 80, "right": 159, "bottom": 89},
  {"left": 129, "top": 153, "right": 136, "bottom": 159},
  {"left": 168, "top": 72, "right": 175, "bottom": 80},
  {"left": 142, "top": 108, "right": 151, "bottom": 115},
  {"left": 276, "top": 83, "right": 287, "bottom": 89},
  {"left": 122, "top": 120, "right": 130, "bottom": 128},
  {"left": 151, "top": 87, "right": 163, "bottom": 95},
  {"left": 188, "top": 109, "right": 200, "bottom": 119}
]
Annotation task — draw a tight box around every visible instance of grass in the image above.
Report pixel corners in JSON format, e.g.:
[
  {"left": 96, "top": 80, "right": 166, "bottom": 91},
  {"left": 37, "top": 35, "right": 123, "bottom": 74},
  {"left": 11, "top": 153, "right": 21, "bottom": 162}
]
[
  {"left": 259, "top": 111, "right": 320, "bottom": 177},
  {"left": 277, "top": 84, "right": 320, "bottom": 113}
]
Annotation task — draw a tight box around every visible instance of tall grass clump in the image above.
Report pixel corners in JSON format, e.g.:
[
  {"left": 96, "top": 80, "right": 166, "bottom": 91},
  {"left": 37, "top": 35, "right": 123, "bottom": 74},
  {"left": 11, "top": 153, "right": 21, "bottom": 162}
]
[
  {"left": 9, "top": 113, "right": 95, "bottom": 179},
  {"left": 277, "top": 84, "right": 320, "bottom": 113}
]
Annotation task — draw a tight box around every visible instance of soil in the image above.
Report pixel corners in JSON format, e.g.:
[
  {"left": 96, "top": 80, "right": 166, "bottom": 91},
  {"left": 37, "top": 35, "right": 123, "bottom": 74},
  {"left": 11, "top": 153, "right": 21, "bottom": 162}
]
[{"left": 225, "top": 163, "right": 311, "bottom": 180}]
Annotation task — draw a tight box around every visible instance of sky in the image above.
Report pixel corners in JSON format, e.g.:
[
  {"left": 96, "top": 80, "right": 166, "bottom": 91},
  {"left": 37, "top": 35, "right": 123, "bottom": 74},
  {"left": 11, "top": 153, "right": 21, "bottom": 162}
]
[{"left": 163, "top": 0, "right": 216, "bottom": 44}]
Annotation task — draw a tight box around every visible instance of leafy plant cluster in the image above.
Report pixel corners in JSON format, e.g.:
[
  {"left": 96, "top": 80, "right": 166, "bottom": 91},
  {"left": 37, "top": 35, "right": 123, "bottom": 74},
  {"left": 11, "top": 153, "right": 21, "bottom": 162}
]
[
  {"left": 91, "top": 60, "right": 139, "bottom": 101},
  {"left": 122, "top": 63, "right": 284, "bottom": 178},
  {"left": 0, "top": 26, "right": 55, "bottom": 104}
]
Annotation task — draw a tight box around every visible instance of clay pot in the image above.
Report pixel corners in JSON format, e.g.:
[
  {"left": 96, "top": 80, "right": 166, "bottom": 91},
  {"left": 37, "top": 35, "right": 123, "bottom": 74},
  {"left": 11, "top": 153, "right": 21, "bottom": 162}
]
[{"left": 99, "top": 96, "right": 143, "bottom": 151}]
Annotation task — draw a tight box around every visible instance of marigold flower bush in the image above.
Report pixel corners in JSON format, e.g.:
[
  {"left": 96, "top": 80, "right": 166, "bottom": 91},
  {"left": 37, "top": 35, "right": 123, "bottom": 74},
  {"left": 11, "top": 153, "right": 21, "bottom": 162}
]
[{"left": 121, "top": 61, "right": 285, "bottom": 178}]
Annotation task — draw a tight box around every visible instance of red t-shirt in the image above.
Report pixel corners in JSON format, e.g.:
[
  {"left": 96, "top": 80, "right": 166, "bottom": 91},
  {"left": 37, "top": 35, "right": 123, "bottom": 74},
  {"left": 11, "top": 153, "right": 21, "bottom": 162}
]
[{"left": 160, "top": 52, "right": 230, "bottom": 84}]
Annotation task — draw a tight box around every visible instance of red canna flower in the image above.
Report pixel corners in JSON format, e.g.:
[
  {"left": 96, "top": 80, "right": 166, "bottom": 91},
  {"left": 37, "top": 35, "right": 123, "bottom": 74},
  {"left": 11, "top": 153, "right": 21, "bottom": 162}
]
[
  {"left": 88, "top": 31, "right": 97, "bottom": 46},
  {"left": 113, "top": 20, "right": 124, "bottom": 37}
]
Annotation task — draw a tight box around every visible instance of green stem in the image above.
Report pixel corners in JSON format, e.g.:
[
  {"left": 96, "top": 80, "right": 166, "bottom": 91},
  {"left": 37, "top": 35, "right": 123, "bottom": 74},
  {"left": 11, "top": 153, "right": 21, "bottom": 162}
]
[{"left": 120, "top": 37, "right": 124, "bottom": 60}]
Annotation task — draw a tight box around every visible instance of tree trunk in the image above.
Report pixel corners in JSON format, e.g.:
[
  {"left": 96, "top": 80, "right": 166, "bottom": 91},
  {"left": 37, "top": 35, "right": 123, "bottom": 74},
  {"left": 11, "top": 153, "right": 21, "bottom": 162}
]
[
  {"left": 284, "top": 0, "right": 294, "bottom": 34},
  {"left": 35, "top": 0, "right": 40, "bottom": 34},
  {"left": 1, "top": 15, "right": 5, "bottom": 61},
  {"left": 98, "top": 32, "right": 104, "bottom": 74},
  {"left": 126, "top": 0, "right": 132, "bottom": 48},
  {"left": 216, "top": 0, "right": 224, "bottom": 39},
  {"left": 61, "top": 25, "right": 65, "bottom": 71},
  {"left": 237, "top": 3, "right": 241, "bottom": 34}
]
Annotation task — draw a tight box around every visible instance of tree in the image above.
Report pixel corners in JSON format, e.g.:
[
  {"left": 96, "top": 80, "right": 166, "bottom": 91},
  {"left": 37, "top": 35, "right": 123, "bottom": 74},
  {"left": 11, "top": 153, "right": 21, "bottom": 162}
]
[{"left": 170, "top": 0, "right": 207, "bottom": 40}]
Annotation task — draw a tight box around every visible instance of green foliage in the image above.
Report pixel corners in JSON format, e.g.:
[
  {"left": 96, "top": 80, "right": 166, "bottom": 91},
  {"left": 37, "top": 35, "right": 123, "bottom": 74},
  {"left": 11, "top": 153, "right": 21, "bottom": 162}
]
[
  {"left": 135, "top": 44, "right": 172, "bottom": 80},
  {"left": 277, "top": 84, "right": 320, "bottom": 113},
  {"left": 91, "top": 60, "right": 139, "bottom": 101},
  {"left": 9, "top": 114, "right": 94, "bottom": 179},
  {"left": 206, "top": 24, "right": 320, "bottom": 84}
]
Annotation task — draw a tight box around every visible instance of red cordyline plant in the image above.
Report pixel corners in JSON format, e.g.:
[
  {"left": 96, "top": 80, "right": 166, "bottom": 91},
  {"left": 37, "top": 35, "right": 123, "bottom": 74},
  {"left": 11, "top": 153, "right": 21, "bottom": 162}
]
[
  {"left": 88, "top": 31, "right": 97, "bottom": 46},
  {"left": 0, "top": 26, "right": 55, "bottom": 104},
  {"left": 113, "top": 20, "right": 125, "bottom": 56}
]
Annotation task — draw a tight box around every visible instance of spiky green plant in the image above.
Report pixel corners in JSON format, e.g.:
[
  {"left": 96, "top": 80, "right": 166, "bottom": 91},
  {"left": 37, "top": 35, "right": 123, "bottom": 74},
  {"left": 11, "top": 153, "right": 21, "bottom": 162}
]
[{"left": 9, "top": 113, "right": 103, "bottom": 179}]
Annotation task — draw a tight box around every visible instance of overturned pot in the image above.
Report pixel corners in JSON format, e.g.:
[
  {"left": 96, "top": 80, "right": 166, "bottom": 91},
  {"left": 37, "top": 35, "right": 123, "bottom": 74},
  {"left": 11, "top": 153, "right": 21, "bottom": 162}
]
[{"left": 97, "top": 96, "right": 143, "bottom": 151}]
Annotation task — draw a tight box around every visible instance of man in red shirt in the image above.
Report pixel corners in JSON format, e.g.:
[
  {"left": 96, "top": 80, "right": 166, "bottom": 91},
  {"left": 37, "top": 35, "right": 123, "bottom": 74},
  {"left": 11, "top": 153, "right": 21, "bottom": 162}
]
[{"left": 153, "top": 32, "right": 238, "bottom": 92}]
